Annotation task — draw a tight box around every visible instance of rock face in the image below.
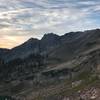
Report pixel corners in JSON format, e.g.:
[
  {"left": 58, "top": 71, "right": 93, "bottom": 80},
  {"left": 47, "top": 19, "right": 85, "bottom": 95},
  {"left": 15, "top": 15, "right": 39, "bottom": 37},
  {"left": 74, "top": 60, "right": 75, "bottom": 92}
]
[
  {"left": 62, "top": 87, "right": 100, "bottom": 100},
  {"left": 1, "top": 29, "right": 100, "bottom": 81},
  {"left": 0, "top": 29, "right": 100, "bottom": 100},
  {"left": 40, "top": 33, "right": 61, "bottom": 51}
]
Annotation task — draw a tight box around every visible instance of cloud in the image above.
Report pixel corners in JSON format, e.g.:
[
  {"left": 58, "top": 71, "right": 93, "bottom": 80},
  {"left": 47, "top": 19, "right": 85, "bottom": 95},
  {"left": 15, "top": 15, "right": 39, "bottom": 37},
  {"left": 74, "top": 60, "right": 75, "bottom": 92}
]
[{"left": 0, "top": 0, "right": 100, "bottom": 48}]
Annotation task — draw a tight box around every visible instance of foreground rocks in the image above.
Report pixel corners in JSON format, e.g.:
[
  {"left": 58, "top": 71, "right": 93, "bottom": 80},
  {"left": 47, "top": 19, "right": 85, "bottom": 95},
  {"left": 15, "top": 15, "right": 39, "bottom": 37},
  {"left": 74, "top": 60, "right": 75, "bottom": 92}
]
[{"left": 62, "top": 87, "right": 100, "bottom": 100}]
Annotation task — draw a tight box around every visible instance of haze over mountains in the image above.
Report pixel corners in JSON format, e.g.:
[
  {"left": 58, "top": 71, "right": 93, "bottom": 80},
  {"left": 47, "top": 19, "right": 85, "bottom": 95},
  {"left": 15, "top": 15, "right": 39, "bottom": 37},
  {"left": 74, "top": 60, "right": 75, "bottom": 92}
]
[{"left": 0, "top": 29, "right": 100, "bottom": 100}]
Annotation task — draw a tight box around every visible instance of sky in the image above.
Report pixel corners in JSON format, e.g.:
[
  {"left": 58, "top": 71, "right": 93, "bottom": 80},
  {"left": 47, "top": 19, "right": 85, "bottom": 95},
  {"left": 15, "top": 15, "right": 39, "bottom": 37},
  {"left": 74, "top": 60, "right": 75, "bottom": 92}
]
[{"left": 0, "top": 0, "right": 100, "bottom": 48}]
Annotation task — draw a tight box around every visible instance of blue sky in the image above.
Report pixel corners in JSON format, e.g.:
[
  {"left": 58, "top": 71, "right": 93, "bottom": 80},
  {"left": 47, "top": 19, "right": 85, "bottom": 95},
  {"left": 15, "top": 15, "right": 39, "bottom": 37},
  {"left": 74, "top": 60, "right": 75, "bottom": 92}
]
[{"left": 0, "top": 0, "right": 100, "bottom": 48}]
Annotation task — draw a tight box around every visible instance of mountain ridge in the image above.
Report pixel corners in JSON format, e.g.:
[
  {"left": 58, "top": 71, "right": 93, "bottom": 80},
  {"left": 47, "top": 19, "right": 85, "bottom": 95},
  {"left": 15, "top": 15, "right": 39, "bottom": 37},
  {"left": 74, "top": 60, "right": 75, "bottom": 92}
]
[
  {"left": 1, "top": 28, "right": 100, "bottom": 62},
  {"left": 0, "top": 28, "right": 100, "bottom": 100}
]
